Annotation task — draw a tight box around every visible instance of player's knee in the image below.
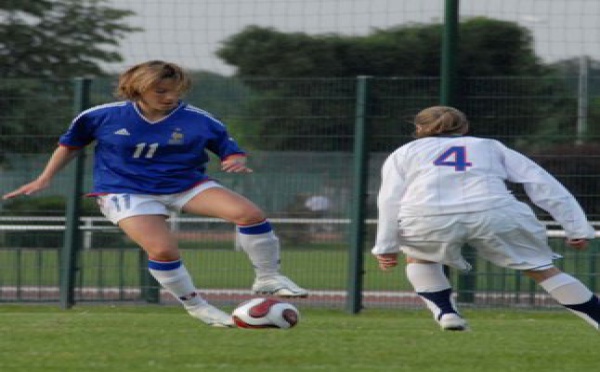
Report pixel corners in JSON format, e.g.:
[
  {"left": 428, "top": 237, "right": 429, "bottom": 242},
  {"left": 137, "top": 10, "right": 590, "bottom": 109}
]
[
  {"left": 524, "top": 266, "right": 561, "bottom": 282},
  {"left": 144, "top": 246, "right": 180, "bottom": 262},
  {"left": 232, "top": 207, "right": 267, "bottom": 226}
]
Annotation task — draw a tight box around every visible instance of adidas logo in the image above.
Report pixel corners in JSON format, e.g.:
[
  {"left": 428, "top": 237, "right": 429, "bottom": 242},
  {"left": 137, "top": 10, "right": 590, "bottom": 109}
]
[{"left": 114, "top": 128, "right": 130, "bottom": 136}]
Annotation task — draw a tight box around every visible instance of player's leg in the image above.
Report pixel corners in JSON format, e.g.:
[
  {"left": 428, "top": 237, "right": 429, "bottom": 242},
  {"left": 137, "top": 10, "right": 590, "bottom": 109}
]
[
  {"left": 179, "top": 184, "right": 308, "bottom": 298},
  {"left": 405, "top": 257, "right": 468, "bottom": 331},
  {"left": 397, "top": 215, "right": 469, "bottom": 331},
  {"left": 526, "top": 267, "right": 600, "bottom": 330},
  {"left": 118, "top": 215, "right": 234, "bottom": 327},
  {"left": 97, "top": 194, "right": 233, "bottom": 327},
  {"left": 471, "top": 203, "right": 600, "bottom": 330}
]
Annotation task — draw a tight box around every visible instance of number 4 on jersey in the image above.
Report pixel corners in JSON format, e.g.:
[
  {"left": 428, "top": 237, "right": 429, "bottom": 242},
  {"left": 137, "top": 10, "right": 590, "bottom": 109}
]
[{"left": 433, "top": 146, "right": 472, "bottom": 171}]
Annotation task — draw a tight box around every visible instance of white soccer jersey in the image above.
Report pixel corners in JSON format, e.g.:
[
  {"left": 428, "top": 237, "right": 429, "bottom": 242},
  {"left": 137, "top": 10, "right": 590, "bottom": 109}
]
[{"left": 373, "top": 135, "right": 595, "bottom": 254}]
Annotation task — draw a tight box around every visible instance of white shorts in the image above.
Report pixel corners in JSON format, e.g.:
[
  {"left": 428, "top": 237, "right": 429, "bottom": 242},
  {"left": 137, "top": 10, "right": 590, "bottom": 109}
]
[
  {"left": 96, "top": 181, "right": 223, "bottom": 225},
  {"left": 398, "top": 202, "right": 561, "bottom": 272}
]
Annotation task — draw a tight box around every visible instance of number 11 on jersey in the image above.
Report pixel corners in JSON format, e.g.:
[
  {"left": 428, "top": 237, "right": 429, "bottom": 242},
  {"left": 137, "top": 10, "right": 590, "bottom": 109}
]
[{"left": 133, "top": 142, "right": 159, "bottom": 158}]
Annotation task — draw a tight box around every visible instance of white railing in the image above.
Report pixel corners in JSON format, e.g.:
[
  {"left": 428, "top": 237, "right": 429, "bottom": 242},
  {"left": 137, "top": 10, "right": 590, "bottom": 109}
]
[{"left": 0, "top": 216, "right": 599, "bottom": 250}]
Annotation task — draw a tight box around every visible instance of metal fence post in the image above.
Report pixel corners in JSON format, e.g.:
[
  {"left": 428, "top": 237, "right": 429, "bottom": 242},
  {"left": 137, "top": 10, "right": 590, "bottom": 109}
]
[
  {"left": 346, "top": 75, "right": 370, "bottom": 314},
  {"left": 440, "top": 0, "right": 459, "bottom": 107},
  {"left": 440, "top": 0, "right": 478, "bottom": 304},
  {"left": 60, "top": 77, "right": 91, "bottom": 309}
]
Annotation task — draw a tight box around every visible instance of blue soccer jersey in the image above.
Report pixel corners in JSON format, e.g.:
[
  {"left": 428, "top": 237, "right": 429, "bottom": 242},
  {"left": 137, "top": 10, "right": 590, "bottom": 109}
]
[{"left": 59, "top": 101, "right": 246, "bottom": 194}]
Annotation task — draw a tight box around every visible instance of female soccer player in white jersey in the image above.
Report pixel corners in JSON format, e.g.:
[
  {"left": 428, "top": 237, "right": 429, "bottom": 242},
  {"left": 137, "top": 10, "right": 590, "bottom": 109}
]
[
  {"left": 372, "top": 106, "right": 599, "bottom": 332},
  {"left": 2, "top": 60, "right": 307, "bottom": 328}
]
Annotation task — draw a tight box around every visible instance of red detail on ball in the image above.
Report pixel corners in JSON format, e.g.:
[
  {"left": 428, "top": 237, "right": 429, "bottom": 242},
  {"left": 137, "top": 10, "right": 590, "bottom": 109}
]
[
  {"left": 233, "top": 315, "right": 279, "bottom": 329},
  {"left": 248, "top": 298, "right": 283, "bottom": 318}
]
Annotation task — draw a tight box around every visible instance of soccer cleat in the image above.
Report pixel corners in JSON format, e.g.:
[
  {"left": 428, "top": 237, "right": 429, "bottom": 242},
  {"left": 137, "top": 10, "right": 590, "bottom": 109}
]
[
  {"left": 186, "top": 302, "right": 235, "bottom": 328},
  {"left": 437, "top": 313, "right": 469, "bottom": 331},
  {"left": 251, "top": 275, "right": 309, "bottom": 298}
]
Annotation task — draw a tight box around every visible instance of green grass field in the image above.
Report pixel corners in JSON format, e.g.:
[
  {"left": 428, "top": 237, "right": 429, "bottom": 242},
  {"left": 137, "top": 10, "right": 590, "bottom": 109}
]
[{"left": 0, "top": 305, "right": 597, "bottom": 372}]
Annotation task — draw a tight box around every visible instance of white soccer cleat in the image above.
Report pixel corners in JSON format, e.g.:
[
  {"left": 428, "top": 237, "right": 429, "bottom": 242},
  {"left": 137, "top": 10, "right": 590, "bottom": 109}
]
[
  {"left": 437, "top": 313, "right": 469, "bottom": 331},
  {"left": 186, "top": 302, "right": 235, "bottom": 328},
  {"left": 252, "top": 275, "right": 309, "bottom": 298}
]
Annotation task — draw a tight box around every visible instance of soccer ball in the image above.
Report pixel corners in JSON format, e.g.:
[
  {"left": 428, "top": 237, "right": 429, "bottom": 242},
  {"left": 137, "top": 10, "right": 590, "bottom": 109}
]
[{"left": 232, "top": 298, "right": 300, "bottom": 329}]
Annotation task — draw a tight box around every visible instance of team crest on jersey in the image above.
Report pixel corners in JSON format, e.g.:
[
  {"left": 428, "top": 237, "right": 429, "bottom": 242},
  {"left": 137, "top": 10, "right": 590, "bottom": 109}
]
[{"left": 168, "top": 129, "right": 184, "bottom": 144}]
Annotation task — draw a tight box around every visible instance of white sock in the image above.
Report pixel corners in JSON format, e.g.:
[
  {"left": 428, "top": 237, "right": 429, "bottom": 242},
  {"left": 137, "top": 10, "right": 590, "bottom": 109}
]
[
  {"left": 406, "top": 263, "right": 451, "bottom": 292},
  {"left": 539, "top": 273, "right": 593, "bottom": 304},
  {"left": 148, "top": 260, "right": 205, "bottom": 308},
  {"left": 237, "top": 221, "right": 280, "bottom": 279},
  {"left": 406, "top": 263, "right": 457, "bottom": 319},
  {"left": 539, "top": 273, "right": 599, "bottom": 329}
]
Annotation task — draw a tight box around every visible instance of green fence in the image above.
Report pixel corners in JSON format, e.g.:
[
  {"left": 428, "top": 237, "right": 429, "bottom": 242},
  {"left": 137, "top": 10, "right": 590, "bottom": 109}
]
[{"left": 0, "top": 76, "right": 599, "bottom": 310}]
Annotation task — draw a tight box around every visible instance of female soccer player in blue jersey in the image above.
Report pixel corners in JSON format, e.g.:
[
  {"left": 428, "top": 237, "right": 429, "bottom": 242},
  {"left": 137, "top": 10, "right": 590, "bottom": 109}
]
[
  {"left": 372, "top": 106, "right": 599, "bottom": 332},
  {"left": 3, "top": 60, "right": 307, "bottom": 327}
]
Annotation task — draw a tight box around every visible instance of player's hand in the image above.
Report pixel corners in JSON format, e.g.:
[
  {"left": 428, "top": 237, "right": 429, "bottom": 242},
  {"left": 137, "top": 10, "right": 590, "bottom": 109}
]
[
  {"left": 2, "top": 179, "right": 50, "bottom": 200},
  {"left": 566, "top": 238, "right": 589, "bottom": 251},
  {"left": 375, "top": 253, "right": 399, "bottom": 271},
  {"left": 221, "top": 156, "right": 253, "bottom": 173}
]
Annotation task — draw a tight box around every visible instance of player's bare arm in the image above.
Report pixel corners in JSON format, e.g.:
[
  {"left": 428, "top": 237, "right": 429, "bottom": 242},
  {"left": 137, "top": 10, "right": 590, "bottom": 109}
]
[{"left": 2, "top": 146, "right": 81, "bottom": 200}]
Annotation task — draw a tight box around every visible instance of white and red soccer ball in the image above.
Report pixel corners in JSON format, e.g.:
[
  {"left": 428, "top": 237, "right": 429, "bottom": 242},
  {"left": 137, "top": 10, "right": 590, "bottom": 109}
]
[{"left": 232, "top": 298, "right": 300, "bottom": 329}]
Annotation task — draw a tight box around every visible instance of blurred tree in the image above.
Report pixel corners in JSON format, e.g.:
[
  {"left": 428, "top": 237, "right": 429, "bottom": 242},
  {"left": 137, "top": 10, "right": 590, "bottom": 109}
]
[
  {"left": 0, "top": 0, "right": 140, "bottom": 78},
  {"left": 186, "top": 70, "right": 256, "bottom": 153},
  {"left": 547, "top": 57, "right": 600, "bottom": 140},
  {"left": 216, "top": 18, "right": 556, "bottom": 151},
  {"left": 187, "top": 71, "right": 251, "bottom": 119},
  {"left": 550, "top": 57, "right": 600, "bottom": 80},
  {"left": 0, "top": 78, "right": 73, "bottom": 166},
  {"left": 0, "top": 0, "right": 140, "bottom": 164},
  {"left": 218, "top": 18, "right": 544, "bottom": 78},
  {"left": 531, "top": 143, "right": 600, "bottom": 220}
]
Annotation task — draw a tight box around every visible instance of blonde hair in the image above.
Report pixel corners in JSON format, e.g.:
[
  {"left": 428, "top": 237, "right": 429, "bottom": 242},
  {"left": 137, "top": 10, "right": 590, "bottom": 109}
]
[
  {"left": 414, "top": 106, "right": 469, "bottom": 138},
  {"left": 115, "top": 60, "right": 191, "bottom": 100}
]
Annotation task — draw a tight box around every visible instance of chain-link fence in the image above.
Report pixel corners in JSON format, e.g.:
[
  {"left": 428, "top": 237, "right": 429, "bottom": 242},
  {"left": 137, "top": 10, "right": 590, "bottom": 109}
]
[{"left": 0, "top": 76, "right": 598, "bottom": 309}]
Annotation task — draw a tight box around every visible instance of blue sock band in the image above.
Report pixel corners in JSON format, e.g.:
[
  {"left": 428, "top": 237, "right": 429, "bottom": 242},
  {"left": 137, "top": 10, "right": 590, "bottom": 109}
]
[
  {"left": 417, "top": 288, "right": 458, "bottom": 320},
  {"left": 148, "top": 259, "right": 182, "bottom": 271},
  {"left": 238, "top": 220, "right": 272, "bottom": 235},
  {"left": 564, "top": 295, "right": 600, "bottom": 325}
]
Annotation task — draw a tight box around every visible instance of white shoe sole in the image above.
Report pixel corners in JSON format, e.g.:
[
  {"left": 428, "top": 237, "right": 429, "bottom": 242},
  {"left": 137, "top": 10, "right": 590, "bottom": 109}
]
[
  {"left": 252, "top": 276, "right": 309, "bottom": 298},
  {"left": 187, "top": 304, "right": 235, "bottom": 328},
  {"left": 252, "top": 289, "right": 308, "bottom": 298},
  {"left": 438, "top": 314, "right": 469, "bottom": 331}
]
